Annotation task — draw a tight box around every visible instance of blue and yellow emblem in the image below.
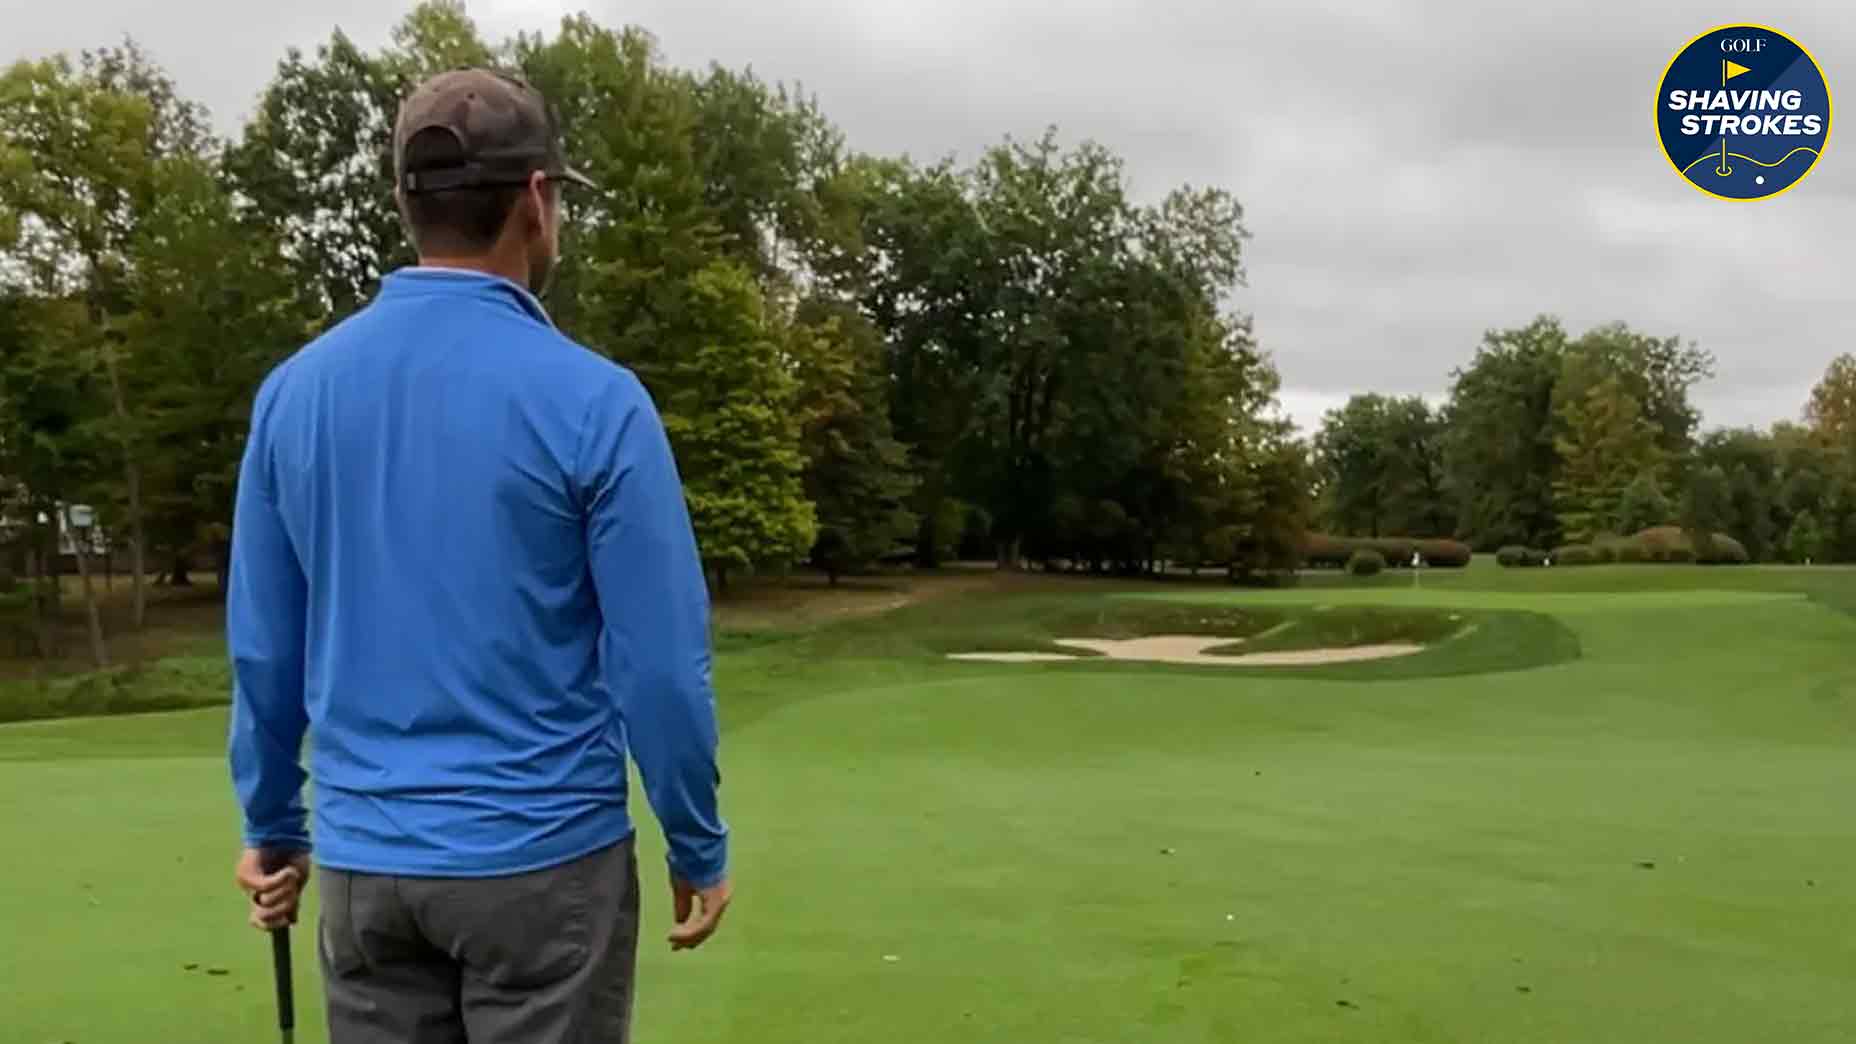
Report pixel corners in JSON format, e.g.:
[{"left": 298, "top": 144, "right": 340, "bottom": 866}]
[{"left": 1656, "top": 25, "right": 1831, "bottom": 200}]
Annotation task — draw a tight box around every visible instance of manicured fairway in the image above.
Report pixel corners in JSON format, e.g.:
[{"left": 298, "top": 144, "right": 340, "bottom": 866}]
[{"left": 3, "top": 564, "right": 1853, "bottom": 1042}]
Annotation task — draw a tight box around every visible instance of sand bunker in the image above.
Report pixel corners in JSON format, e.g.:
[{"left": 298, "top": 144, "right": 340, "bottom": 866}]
[
  {"left": 946, "top": 652, "right": 1081, "bottom": 663},
  {"left": 950, "top": 635, "right": 1425, "bottom": 667}
]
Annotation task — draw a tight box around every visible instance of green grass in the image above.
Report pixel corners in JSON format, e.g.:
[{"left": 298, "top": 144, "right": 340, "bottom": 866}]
[{"left": 2, "top": 560, "right": 1854, "bottom": 1041}]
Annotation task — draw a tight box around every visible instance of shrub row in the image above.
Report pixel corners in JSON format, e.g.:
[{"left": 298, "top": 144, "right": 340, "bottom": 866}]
[
  {"left": 1303, "top": 534, "right": 1472, "bottom": 570},
  {"left": 1627, "top": 526, "right": 1750, "bottom": 564},
  {"left": 1498, "top": 527, "right": 1752, "bottom": 568},
  {"left": 1496, "top": 546, "right": 1552, "bottom": 568}
]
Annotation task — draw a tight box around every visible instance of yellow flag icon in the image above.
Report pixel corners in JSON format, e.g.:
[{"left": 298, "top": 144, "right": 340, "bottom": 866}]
[{"left": 1725, "top": 60, "right": 1752, "bottom": 82}]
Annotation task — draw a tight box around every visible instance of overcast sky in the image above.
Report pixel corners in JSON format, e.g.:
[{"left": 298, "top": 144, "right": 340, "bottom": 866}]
[{"left": 5, "top": 0, "right": 1851, "bottom": 436}]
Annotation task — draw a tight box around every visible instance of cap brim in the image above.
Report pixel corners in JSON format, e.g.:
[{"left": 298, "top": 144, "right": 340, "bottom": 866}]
[{"left": 557, "top": 165, "right": 598, "bottom": 191}]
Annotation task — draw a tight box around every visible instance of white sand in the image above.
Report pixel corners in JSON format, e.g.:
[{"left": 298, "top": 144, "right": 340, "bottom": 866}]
[
  {"left": 947, "top": 652, "right": 1084, "bottom": 663},
  {"left": 950, "top": 635, "right": 1425, "bottom": 667}
]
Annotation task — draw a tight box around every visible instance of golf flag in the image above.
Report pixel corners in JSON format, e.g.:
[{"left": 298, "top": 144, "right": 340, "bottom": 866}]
[{"left": 1724, "top": 59, "right": 1752, "bottom": 83}]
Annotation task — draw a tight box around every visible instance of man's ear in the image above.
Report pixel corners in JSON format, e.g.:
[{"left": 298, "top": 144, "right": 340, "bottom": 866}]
[{"left": 527, "top": 171, "right": 551, "bottom": 232}]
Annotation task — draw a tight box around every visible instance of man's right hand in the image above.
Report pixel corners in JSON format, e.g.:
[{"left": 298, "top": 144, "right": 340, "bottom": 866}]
[
  {"left": 668, "top": 873, "right": 732, "bottom": 951},
  {"left": 236, "top": 848, "right": 311, "bottom": 932}
]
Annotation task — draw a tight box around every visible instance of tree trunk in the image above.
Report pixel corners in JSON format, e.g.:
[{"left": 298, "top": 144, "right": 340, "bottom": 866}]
[
  {"left": 27, "top": 547, "right": 50, "bottom": 659},
  {"left": 167, "top": 554, "right": 193, "bottom": 587},
  {"left": 100, "top": 341, "right": 148, "bottom": 629},
  {"left": 31, "top": 519, "right": 58, "bottom": 659},
  {"left": 65, "top": 508, "right": 109, "bottom": 669},
  {"left": 995, "top": 537, "right": 1022, "bottom": 572},
  {"left": 216, "top": 542, "right": 231, "bottom": 595}
]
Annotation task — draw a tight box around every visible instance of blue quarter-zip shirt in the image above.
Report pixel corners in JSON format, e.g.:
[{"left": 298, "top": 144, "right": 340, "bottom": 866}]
[{"left": 227, "top": 268, "right": 727, "bottom": 886}]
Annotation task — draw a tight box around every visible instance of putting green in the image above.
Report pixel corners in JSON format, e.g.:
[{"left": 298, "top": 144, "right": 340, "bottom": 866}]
[{"left": 2, "top": 566, "right": 1853, "bottom": 1042}]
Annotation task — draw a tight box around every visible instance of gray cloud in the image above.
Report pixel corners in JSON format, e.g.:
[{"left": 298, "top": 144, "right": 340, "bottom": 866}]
[{"left": 5, "top": 0, "right": 1851, "bottom": 435}]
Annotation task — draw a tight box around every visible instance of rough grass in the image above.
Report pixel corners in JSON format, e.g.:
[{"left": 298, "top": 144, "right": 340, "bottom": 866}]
[{"left": 0, "top": 656, "right": 231, "bottom": 725}]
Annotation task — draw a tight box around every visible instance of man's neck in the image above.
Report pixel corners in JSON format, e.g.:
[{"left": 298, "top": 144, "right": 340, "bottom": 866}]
[{"left": 416, "top": 254, "right": 530, "bottom": 290}]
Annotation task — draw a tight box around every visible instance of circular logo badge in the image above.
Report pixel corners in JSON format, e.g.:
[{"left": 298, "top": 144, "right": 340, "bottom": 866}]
[{"left": 1656, "top": 25, "right": 1832, "bottom": 200}]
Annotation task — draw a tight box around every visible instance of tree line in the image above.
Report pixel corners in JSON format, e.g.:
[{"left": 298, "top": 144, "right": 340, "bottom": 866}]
[
  {"left": 0, "top": 2, "right": 1302, "bottom": 664},
  {"left": 1312, "top": 316, "right": 1856, "bottom": 563},
  {"left": 5, "top": 4, "right": 1847, "bottom": 669}
]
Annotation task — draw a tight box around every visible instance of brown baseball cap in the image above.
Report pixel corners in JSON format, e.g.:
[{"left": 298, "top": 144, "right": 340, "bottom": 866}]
[{"left": 394, "top": 68, "right": 596, "bottom": 194}]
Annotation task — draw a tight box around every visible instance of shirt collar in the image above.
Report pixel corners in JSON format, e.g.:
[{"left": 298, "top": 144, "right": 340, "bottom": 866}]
[{"left": 382, "top": 267, "right": 556, "bottom": 328}]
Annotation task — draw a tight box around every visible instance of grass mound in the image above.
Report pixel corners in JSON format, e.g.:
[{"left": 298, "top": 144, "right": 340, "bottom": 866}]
[
  {"left": 1205, "top": 604, "right": 1466, "bottom": 657},
  {"left": 0, "top": 656, "right": 230, "bottom": 725},
  {"left": 927, "top": 601, "right": 1285, "bottom": 657}
]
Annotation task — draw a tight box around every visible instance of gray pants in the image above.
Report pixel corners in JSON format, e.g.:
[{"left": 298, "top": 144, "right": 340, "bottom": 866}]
[{"left": 318, "top": 838, "right": 640, "bottom": 1044}]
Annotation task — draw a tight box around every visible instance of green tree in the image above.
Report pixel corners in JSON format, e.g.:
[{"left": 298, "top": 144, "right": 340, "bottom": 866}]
[
  {"left": 121, "top": 151, "right": 309, "bottom": 588},
  {"left": 1572, "top": 322, "right": 1713, "bottom": 469},
  {"left": 1805, "top": 354, "right": 1856, "bottom": 451},
  {"left": 1552, "top": 352, "right": 1660, "bottom": 546},
  {"left": 1232, "top": 430, "right": 1313, "bottom": 580},
  {"left": 814, "top": 155, "right": 996, "bottom": 565},
  {"left": 967, "top": 132, "right": 1131, "bottom": 565},
  {"left": 0, "top": 45, "right": 214, "bottom": 631},
  {"left": 1314, "top": 394, "right": 1446, "bottom": 537},
  {"left": 1616, "top": 470, "right": 1673, "bottom": 534},
  {"left": 790, "top": 298, "right": 917, "bottom": 583},
  {"left": 689, "top": 65, "right": 839, "bottom": 281},
  {"left": 1442, "top": 317, "right": 1566, "bottom": 548},
  {"left": 1695, "top": 429, "right": 1782, "bottom": 562},
  {"left": 1681, "top": 465, "right": 1733, "bottom": 556},
  {"left": 1785, "top": 510, "right": 1824, "bottom": 563},
  {"left": 226, "top": 30, "right": 409, "bottom": 321},
  {"left": 0, "top": 291, "right": 106, "bottom": 660},
  {"left": 652, "top": 263, "right": 815, "bottom": 590},
  {"left": 515, "top": 17, "right": 727, "bottom": 366},
  {"left": 1818, "top": 465, "right": 1856, "bottom": 562}
]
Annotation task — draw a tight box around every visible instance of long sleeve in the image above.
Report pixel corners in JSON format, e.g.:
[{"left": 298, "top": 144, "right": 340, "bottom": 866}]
[
  {"left": 579, "top": 376, "right": 728, "bottom": 887},
  {"left": 226, "top": 388, "right": 311, "bottom": 852}
]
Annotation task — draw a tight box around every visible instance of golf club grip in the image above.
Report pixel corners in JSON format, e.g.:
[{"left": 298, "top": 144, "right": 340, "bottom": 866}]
[{"left": 271, "top": 925, "right": 295, "bottom": 1031}]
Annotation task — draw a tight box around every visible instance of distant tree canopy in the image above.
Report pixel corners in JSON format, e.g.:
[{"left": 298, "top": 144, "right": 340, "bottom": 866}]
[
  {"left": 1310, "top": 315, "right": 1855, "bottom": 563},
  {"left": 0, "top": 2, "right": 1313, "bottom": 665}
]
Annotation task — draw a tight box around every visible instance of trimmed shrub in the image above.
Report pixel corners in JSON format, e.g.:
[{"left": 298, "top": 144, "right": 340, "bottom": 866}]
[
  {"left": 1497, "top": 546, "right": 1553, "bottom": 568},
  {"left": 1634, "top": 526, "right": 1687, "bottom": 559},
  {"left": 1363, "top": 538, "right": 1416, "bottom": 565},
  {"left": 1703, "top": 534, "right": 1751, "bottom": 564},
  {"left": 1347, "top": 549, "right": 1386, "bottom": 576},
  {"left": 1604, "top": 526, "right": 1749, "bottom": 565},
  {"left": 1415, "top": 539, "right": 1473, "bottom": 568},
  {"left": 1553, "top": 544, "right": 1602, "bottom": 566},
  {"left": 1301, "top": 532, "right": 1353, "bottom": 569}
]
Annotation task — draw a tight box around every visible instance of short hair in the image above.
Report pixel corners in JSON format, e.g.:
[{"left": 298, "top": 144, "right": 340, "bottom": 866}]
[{"left": 397, "top": 127, "right": 524, "bottom": 255}]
